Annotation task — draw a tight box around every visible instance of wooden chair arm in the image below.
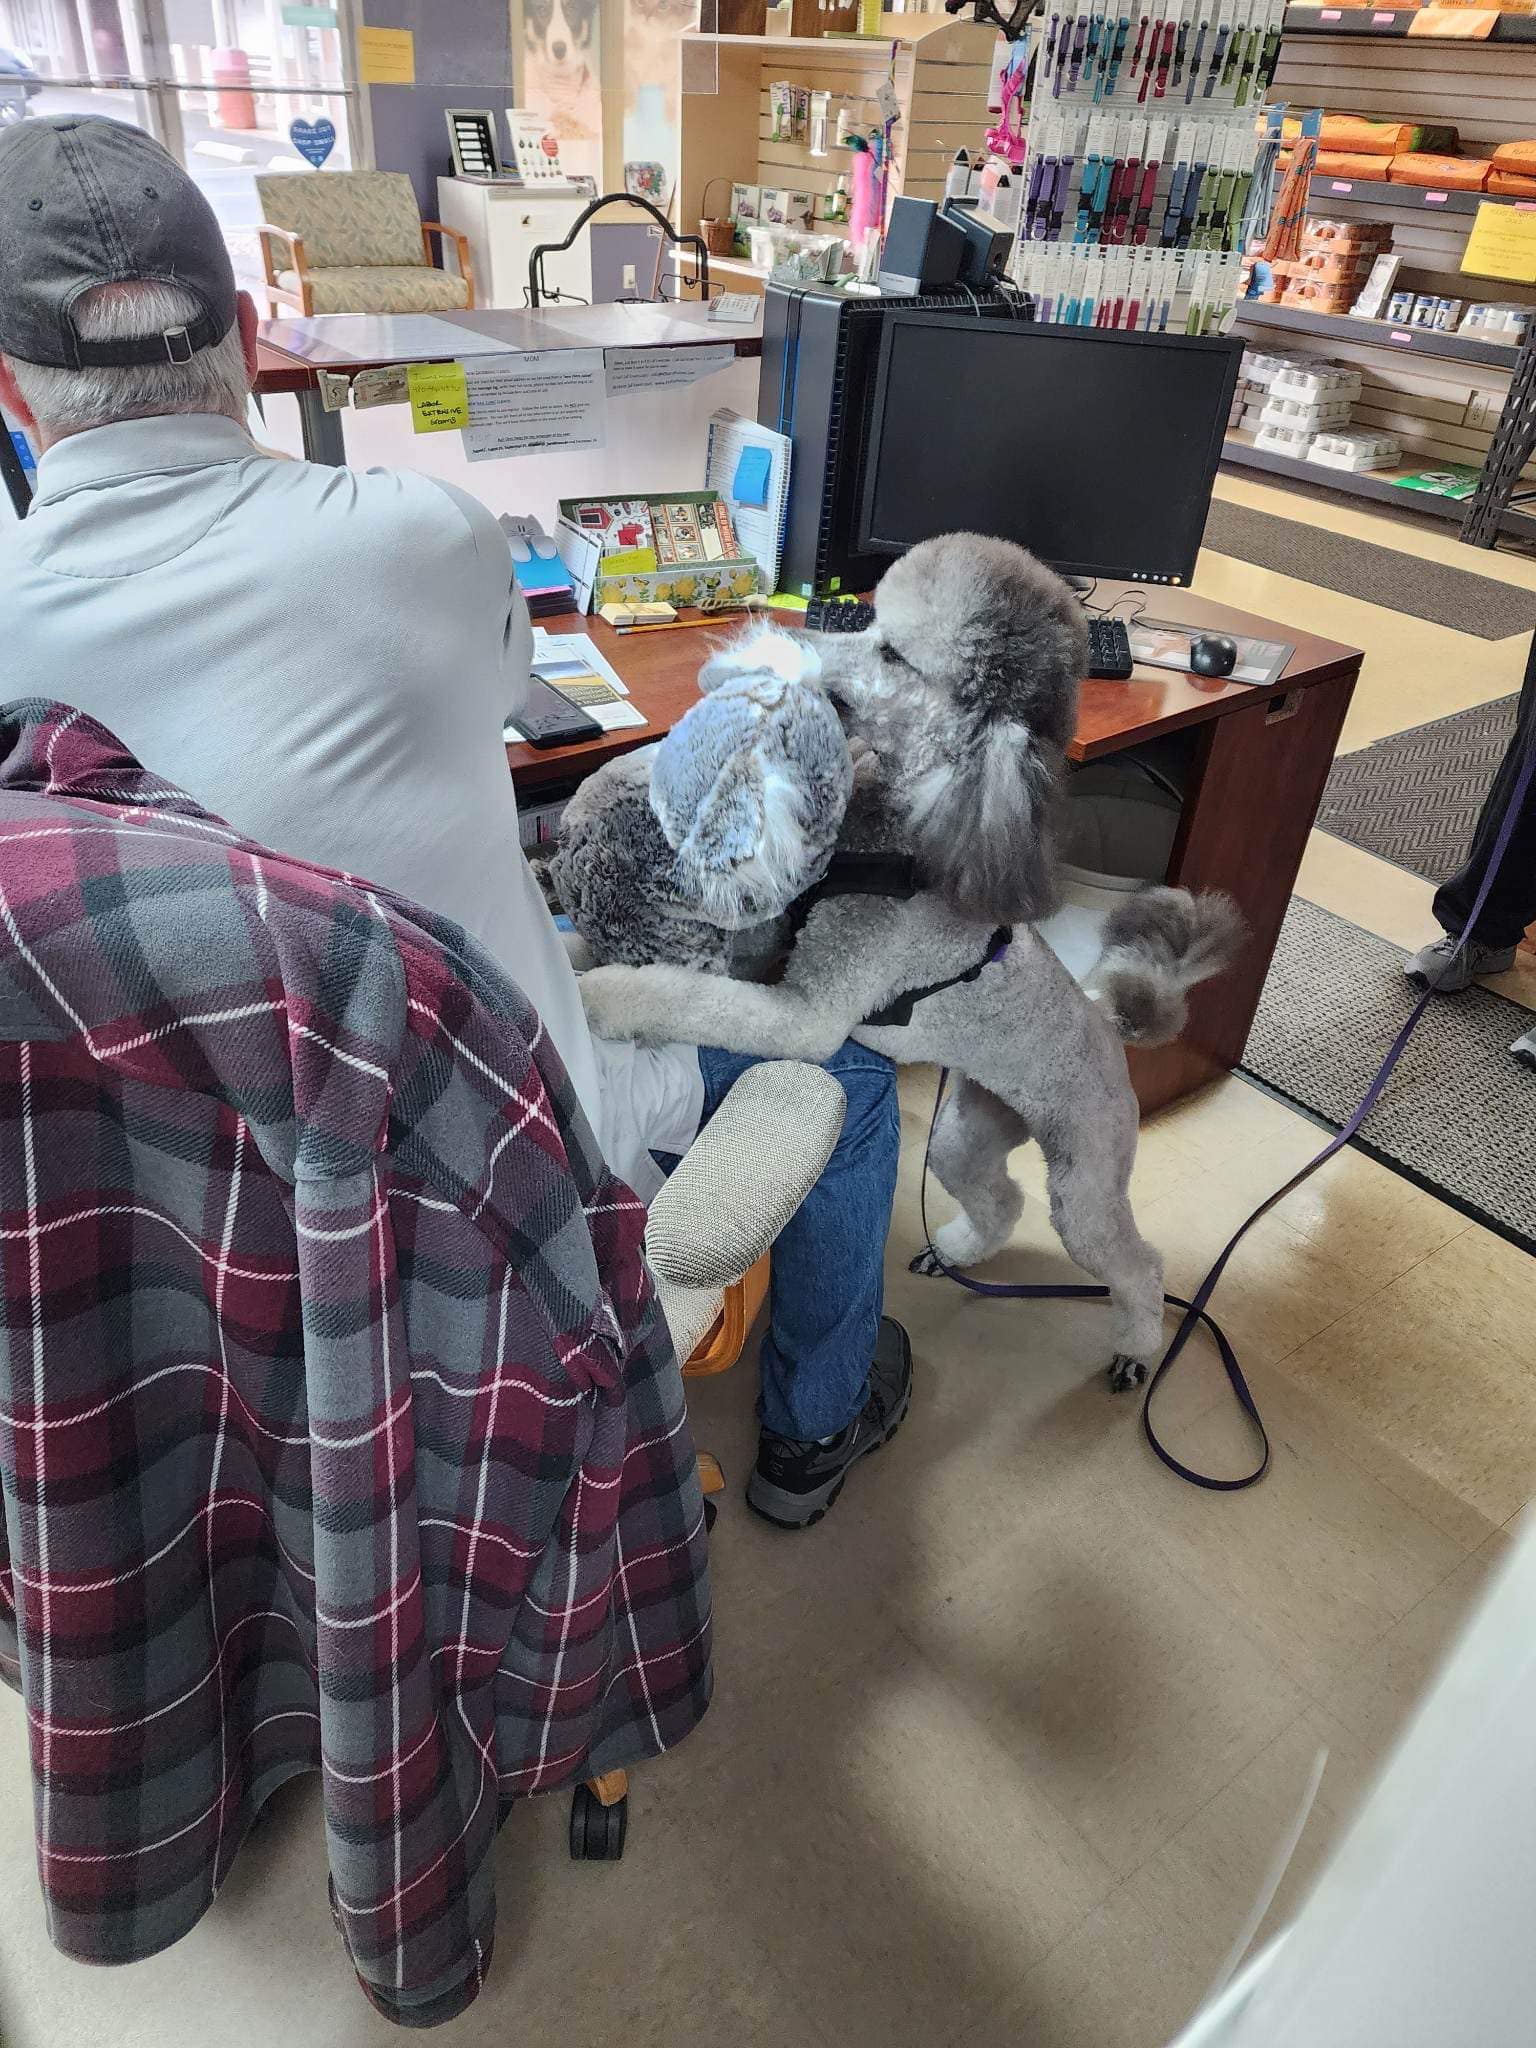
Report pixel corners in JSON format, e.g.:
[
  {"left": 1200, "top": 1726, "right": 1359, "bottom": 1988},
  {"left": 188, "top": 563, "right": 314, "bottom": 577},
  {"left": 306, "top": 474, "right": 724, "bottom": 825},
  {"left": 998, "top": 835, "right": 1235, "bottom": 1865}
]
[
  {"left": 421, "top": 221, "right": 476, "bottom": 309},
  {"left": 255, "top": 221, "right": 307, "bottom": 281}
]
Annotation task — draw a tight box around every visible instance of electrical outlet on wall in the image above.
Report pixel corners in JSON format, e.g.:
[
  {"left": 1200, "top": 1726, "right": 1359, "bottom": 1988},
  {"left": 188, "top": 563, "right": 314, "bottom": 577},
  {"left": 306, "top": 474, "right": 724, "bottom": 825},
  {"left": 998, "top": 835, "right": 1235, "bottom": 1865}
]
[{"left": 1464, "top": 388, "right": 1504, "bottom": 432}]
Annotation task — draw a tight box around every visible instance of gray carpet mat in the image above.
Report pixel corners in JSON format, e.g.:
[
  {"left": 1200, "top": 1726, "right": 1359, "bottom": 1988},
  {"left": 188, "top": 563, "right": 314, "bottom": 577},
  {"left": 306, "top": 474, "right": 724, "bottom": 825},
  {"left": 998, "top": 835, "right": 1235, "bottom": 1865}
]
[
  {"left": 1203, "top": 500, "right": 1536, "bottom": 638},
  {"left": 1242, "top": 897, "right": 1536, "bottom": 1256},
  {"left": 1316, "top": 696, "right": 1519, "bottom": 882}
]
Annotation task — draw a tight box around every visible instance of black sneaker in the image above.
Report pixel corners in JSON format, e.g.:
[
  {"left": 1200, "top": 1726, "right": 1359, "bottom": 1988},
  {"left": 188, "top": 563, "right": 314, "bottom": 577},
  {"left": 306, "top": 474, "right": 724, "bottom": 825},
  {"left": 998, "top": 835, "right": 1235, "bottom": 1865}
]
[{"left": 746, "top": 1318, "right": 912, "bottom": 1530}]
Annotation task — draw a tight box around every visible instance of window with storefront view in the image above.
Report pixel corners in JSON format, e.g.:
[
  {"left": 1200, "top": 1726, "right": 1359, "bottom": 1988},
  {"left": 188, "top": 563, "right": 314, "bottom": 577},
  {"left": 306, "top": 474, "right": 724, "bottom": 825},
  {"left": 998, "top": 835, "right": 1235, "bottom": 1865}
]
[{"left": 0, "top": 0, "right": 368, "bottom": 285}]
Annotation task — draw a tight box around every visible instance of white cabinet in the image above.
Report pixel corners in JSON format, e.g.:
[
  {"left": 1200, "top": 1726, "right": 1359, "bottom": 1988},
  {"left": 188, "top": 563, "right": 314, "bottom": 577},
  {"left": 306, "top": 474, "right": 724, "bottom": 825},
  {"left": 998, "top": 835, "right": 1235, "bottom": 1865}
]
[{"left": 434, "top": 179, "right": 592, "bottom": 311}]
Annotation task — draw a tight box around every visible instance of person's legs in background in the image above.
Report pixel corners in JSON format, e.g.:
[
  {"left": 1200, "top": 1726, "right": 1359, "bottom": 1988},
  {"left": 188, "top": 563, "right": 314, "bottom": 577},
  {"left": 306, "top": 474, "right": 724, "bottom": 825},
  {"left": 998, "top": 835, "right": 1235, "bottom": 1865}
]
[
  {"left": 694, "top": 1041, "right": 909, "bottom": 1528},
  {"left": 1406, "top": 642, "right": 1536, "bottom": 1067}
]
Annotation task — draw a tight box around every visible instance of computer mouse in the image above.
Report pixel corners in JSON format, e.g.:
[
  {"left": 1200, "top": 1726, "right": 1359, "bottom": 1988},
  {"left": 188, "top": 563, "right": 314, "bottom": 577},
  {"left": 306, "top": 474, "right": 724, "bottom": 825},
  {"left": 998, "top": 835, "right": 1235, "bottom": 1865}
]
[{"left": 1189, "top": 632, "right": 1238, "bottom": 679}]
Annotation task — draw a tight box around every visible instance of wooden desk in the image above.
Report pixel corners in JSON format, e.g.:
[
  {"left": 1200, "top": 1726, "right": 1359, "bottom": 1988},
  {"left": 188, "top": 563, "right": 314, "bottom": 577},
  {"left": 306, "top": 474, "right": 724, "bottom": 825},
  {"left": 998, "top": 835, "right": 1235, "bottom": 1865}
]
[
  {"left": 511, "top": 591, "right": 1363, "bottom": 1116},
  {"left": 255, "top": 304, "right": 763, "bottom": 465}
]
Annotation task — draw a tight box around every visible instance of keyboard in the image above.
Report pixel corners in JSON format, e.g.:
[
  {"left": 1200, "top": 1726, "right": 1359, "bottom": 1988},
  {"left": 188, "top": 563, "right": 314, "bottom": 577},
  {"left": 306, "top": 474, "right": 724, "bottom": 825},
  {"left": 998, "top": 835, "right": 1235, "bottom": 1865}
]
[
  {"left": 806, "top": 597, "right": 877, "bottom": 634},
  {"left": 1087, "top": 615, "right": 1134, "bottom": 681}
]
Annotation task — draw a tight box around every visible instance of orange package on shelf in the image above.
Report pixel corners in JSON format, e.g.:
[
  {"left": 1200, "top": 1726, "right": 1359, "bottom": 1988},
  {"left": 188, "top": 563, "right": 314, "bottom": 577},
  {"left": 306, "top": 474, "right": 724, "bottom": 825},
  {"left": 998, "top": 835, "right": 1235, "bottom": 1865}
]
[
  {"left": 1491, "top": 139, "right": 1536, "bottom": 174},
  {"left": 1290, "top": 249, "right": 1379, "bottom": 282},
  {"left": 1306, "top": 150, "right": 1407, "bottom": 179},
  {"left": 1488, "top": 168, "right": 1536, "bottom": 195},
  {"left": 1407, "top": 7, "right": 1498, "bottom": 33},
  {"left": 1387, "top": 152, "right": 1490, "bottom": 189}
]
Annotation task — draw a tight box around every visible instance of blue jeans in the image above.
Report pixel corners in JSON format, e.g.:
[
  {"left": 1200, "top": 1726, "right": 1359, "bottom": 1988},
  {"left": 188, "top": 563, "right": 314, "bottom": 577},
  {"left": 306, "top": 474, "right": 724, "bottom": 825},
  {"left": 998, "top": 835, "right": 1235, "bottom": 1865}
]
[{"left": 694, "top": 1043, "right": 899, "bottom": 1441}]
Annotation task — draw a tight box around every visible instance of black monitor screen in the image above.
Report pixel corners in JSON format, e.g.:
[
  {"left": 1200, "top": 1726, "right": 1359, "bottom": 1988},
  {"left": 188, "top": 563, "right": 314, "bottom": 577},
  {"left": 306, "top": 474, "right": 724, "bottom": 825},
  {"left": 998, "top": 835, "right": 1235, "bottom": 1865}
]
[{"left": 857, "top": 314, "right": 1243, "bottom": 585}]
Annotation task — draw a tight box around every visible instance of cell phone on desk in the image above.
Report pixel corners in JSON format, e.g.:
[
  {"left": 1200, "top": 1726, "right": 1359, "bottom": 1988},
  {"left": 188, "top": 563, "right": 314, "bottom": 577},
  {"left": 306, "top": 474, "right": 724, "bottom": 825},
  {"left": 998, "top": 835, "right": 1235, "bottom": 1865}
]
[{"left": 511, "top": 676, "right": 605, "bottom": 749}]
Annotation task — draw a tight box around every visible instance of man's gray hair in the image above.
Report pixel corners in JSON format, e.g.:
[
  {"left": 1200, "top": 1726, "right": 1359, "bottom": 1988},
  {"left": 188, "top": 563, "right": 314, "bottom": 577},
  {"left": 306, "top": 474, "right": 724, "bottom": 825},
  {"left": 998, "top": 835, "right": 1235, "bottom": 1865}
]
[{"left": 4, "top": 280, "right": 249, "bottom": 439}]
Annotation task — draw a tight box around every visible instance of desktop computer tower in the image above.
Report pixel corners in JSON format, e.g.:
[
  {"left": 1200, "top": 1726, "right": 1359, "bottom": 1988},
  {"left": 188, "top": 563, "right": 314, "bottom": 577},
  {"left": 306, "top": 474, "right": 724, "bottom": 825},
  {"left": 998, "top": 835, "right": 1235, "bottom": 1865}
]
[{"left": 757, "top": 282, "right": 1022, "bottom": 598}]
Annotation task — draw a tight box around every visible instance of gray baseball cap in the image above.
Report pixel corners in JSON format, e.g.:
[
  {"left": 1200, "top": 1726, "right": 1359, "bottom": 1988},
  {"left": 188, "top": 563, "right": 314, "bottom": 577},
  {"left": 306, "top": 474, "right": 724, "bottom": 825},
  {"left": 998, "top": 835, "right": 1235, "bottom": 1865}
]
[{"left": 0, "top": 114, "right": 237, "bottom": 371}]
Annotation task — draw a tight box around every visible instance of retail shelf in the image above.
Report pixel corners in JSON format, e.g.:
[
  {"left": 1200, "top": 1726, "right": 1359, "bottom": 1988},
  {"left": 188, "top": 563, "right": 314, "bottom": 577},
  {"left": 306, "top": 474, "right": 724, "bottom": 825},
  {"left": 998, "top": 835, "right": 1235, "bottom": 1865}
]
[
  {"left": 708, "top": 254, "right": 771, "bottom": 279},
  {"left": 1303, "top": 176, "right": 1516, "bottom": 218},
  {"left": 683, "top": 16, "right": 985, "bottom": 55},
  {"left": 1283, "top": 4, "right": 1536, "bottom": 41},
  {"left": 1233, "top": 299, "right": 1523, "bottom": 367},
  {"left": 1221, "top": 432, "right": 1467, "bottom": 517},
  {"left": 1220, "top": 432, "right": 1536, "bottom": 535}
]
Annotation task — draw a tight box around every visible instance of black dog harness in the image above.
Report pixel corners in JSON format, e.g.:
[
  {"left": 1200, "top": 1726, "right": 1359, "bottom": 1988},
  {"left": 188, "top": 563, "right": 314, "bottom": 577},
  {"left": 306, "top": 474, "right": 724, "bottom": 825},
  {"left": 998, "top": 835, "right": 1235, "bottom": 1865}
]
[{"left": 786, "top": 851, "right": 1013, "bottom": 1029}]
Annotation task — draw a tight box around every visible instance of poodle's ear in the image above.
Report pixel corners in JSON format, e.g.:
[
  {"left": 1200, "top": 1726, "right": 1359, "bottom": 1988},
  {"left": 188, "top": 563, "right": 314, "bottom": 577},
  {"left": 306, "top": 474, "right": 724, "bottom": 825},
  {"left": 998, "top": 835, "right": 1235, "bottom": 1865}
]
[{"left": 906, "top": 724, "right": 1061, "bottom": 925}]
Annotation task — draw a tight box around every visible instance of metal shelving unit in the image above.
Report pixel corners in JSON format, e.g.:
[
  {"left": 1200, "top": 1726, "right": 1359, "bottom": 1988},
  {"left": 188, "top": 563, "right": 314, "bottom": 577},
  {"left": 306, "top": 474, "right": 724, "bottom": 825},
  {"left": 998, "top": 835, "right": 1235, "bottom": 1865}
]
[
  {"left": 1232, "top": 300, "right": 1523, "bottom": 368},
  {"left": 1283, "top": 4, "right": 1536, "bottom": 41},
  {"left": 1303, "top": 176, "right": 1518, "bottom": 218}
]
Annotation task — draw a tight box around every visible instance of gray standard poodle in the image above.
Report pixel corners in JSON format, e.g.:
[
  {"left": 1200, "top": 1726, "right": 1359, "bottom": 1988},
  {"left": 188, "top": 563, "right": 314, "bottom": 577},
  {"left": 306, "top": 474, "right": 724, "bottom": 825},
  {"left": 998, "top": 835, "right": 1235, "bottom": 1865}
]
[{"left": 563, "top": 534, "right": 1243, "bottom": 1391}]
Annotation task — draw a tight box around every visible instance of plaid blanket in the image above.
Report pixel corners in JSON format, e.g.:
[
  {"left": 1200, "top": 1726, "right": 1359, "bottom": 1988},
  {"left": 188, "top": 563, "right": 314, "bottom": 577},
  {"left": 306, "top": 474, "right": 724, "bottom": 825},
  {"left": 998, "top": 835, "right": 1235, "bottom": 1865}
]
[{"left": 0, "top": 702, "right": 711, "bottom": 2026}]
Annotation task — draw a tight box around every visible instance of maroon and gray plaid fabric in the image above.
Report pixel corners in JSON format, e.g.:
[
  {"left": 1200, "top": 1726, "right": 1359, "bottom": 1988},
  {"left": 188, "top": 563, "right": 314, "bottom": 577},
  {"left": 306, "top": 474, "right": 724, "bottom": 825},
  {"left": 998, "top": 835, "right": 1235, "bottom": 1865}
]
[{"left": 0, "top": 702, "right": 712, "bottom": 2026}]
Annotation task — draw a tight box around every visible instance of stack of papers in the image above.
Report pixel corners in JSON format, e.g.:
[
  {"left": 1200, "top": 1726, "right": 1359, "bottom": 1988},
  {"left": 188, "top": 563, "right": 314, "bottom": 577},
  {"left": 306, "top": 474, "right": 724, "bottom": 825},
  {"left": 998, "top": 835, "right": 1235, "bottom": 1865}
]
[{"left": 506, "top": 630, "right": 649, "bottom": 738}]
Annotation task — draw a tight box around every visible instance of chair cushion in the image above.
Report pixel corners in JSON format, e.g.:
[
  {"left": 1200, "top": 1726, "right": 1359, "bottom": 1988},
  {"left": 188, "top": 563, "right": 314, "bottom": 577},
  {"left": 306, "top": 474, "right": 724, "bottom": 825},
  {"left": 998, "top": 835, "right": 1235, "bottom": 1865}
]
[
  {"left": 279, "top": 266, "right": 471, "bottom": 315},
  {"left": 257, "top": 170, "right": 426, "bottom": 269}
]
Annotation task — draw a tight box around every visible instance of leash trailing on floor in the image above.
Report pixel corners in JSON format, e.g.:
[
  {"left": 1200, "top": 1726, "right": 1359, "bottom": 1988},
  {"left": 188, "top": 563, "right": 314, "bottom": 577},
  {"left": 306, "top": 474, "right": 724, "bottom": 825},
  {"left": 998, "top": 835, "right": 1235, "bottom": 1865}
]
[{"left": 917, "top": 716, "right": 1536, "bottom": 1493}]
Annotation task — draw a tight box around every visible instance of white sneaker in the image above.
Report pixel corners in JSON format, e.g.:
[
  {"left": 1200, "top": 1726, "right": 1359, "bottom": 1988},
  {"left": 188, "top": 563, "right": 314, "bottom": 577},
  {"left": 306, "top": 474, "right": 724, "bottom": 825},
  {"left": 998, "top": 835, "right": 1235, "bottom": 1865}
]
[
  {"left": 1404, "top": 933, "right": 1519, "bottom": 993},
  {"left": 1512, "top": 1025, "right": 1536, "bottom": 1071}
]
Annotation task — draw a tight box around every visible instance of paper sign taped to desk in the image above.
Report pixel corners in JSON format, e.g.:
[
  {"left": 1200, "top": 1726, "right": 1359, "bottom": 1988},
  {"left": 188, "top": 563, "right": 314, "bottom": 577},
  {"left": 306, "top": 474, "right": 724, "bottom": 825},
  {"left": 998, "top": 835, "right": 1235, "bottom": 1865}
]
[
  {"left": 604, "top": 343, "right": 736, "bottom": 398},
  {"left": 407, "top": 361, "right": 469, "bottom": 433},
  {"left": 463, "top": 351, "right": 607, "bottom": 460}
]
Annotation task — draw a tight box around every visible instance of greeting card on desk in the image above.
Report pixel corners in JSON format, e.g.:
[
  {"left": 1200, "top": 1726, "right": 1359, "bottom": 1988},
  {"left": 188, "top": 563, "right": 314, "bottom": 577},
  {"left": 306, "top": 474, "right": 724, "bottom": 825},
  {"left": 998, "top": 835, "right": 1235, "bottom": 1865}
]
[{"left": 705, "top": 409, "right": 791, "bottom": 592}]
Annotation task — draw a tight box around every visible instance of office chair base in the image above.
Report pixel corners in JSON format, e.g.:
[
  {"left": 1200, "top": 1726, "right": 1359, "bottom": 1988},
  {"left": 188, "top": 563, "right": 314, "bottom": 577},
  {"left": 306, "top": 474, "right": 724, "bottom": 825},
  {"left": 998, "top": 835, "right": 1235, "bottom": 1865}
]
[{"left": 571, "top": 1772, "right": 630, "bottom": 1860}]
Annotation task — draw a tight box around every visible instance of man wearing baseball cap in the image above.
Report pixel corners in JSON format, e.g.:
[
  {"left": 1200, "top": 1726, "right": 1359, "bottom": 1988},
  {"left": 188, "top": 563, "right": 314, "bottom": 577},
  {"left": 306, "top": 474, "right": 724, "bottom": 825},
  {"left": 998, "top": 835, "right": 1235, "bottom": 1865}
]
[
  {"left": 0, "top": 112, "right": 705, "bottom": 1199},
  {"left": 0, "top": 115, "right": 909, "bottom": 1531}
]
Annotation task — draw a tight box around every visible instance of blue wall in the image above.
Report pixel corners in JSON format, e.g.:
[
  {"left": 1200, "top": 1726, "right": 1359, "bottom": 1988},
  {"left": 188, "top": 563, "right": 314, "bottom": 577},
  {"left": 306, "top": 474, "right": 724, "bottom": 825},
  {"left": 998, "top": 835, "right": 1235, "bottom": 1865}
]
[{"left": 363, "top": 0, "right": 518, "bottom": 217}]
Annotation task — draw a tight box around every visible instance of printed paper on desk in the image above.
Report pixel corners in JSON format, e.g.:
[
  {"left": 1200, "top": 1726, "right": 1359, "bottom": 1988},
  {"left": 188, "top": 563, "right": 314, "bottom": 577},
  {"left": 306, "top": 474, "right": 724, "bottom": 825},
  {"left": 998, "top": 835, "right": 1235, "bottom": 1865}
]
[
  {"left": 605, "top": 343, "right": 736, "bottom": 397},
  {"left": 463, "top": 351, "right": 607, "bottom": 460},
  {"left": 517, "top": 630, "right": 648, "bottom": 734}
]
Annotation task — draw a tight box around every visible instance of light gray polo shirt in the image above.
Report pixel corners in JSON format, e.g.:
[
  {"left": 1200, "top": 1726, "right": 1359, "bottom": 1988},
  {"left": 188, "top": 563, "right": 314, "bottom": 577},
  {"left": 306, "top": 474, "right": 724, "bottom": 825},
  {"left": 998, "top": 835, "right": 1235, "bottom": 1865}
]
[{"left": 1, "top": 413, "right": 700, "bottom": 1194}]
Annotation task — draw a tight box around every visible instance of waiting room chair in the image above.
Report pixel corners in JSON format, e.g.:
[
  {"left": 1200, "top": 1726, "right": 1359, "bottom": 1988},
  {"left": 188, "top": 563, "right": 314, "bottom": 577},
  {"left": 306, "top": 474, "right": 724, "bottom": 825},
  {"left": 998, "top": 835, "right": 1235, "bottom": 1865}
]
[{"left": 255, "top": 169, "right": 475, "bottom": 317}]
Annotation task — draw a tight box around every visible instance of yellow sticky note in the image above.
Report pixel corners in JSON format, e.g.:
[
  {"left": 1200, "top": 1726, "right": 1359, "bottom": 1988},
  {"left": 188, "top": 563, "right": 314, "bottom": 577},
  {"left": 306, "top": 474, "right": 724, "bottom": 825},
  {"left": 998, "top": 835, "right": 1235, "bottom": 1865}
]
[
  {"left": 407, "top": 361, "right": 469, "bottom": 433},
  {"left": 1462, "top": 200, "right": 1536, "bottom": 285},
  {"left": 603, "top": 546, "right": 659, "bottom": 576},
  {"left": 358, "top": 25, "right": 415, "bottom": 84}
]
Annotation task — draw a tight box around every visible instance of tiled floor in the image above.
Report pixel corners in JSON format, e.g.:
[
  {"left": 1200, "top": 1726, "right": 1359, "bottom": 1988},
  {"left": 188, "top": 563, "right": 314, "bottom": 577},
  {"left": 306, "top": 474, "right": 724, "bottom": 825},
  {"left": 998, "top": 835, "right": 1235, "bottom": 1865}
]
[{"left": 2, "top": 476, "right": 1534, "bottom": 2048}]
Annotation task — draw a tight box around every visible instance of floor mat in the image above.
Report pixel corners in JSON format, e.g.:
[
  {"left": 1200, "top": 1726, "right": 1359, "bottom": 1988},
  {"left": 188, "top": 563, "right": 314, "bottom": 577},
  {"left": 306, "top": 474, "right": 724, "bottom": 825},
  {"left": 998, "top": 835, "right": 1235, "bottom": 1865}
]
[
  {"left": 1315, "top": 696, "right": 1519, "bottom": 882},
  {"left": 1203, "top": 500, "right": 1536, "bottom": 638},
  {"left": 1243, "top": 898, "right": 1536, "bottom": 1254}
]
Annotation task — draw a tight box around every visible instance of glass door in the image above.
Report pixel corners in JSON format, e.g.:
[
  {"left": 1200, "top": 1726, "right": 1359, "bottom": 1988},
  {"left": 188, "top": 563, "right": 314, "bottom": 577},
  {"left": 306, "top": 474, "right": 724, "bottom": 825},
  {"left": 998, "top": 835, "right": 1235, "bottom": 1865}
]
[{"left": 0, "top": 0, "right": 365, "bottom": 283}]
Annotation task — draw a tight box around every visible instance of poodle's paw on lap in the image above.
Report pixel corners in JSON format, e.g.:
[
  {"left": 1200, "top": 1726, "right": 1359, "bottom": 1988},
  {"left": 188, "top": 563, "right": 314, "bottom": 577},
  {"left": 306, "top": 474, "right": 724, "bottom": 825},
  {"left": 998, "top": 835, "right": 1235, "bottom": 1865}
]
[{"left": 579, "top": 963, "right": 697, "bottom": 1047}]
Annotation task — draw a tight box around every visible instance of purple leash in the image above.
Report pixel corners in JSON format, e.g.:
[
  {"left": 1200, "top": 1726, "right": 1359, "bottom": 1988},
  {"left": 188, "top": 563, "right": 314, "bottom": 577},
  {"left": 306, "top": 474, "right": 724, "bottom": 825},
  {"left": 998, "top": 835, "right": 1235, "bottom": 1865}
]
[{"left": 920, "top": 720, "right": 1536, "bottom": 1492}]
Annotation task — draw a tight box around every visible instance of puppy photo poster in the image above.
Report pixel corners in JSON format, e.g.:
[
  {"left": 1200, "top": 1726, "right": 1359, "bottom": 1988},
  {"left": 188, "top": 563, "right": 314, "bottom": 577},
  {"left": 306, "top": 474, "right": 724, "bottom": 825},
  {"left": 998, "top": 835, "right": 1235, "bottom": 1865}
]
[{"left": 520, "top": 0, "right": 603, "bottom": 183}]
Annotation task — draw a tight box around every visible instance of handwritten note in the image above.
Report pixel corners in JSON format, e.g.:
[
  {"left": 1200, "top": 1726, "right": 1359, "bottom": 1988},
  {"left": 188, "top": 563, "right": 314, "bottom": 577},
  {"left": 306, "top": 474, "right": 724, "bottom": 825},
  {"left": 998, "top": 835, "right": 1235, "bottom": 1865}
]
[{"left": 407, "top": 361, "right": 469, "bottom": 433}]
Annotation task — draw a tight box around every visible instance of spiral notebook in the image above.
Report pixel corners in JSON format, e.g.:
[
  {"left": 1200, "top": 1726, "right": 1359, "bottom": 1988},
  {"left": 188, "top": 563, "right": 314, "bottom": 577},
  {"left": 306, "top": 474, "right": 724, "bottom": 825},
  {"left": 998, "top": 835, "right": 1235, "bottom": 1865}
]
[{"left": 704, "top": 408, "right": 792, "bottom": 594}]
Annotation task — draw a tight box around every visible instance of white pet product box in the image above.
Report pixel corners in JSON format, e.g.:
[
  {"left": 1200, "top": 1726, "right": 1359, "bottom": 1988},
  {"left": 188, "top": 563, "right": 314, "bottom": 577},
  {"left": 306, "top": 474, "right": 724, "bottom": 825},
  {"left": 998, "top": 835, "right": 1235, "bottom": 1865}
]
[
  {"left": 1258, "top": 392, "right": 1356, "bottom": 434},
  {"left": 1254, "top": 419, "right": 1323, "bottom": 458},
  {"left": 1268, "top": 361, "right": 1362, "bottom": 408},
  {"left": 1307, "top": 428, "right": 1402, "bottom": 473}
]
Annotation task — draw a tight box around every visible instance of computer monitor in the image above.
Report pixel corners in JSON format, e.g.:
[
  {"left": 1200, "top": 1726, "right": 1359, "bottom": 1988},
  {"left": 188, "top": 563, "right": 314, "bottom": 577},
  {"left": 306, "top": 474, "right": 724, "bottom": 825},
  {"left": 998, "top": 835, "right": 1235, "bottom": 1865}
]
[{"left": 856, "top": 314, "right": 1244, "bottom": 586}]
